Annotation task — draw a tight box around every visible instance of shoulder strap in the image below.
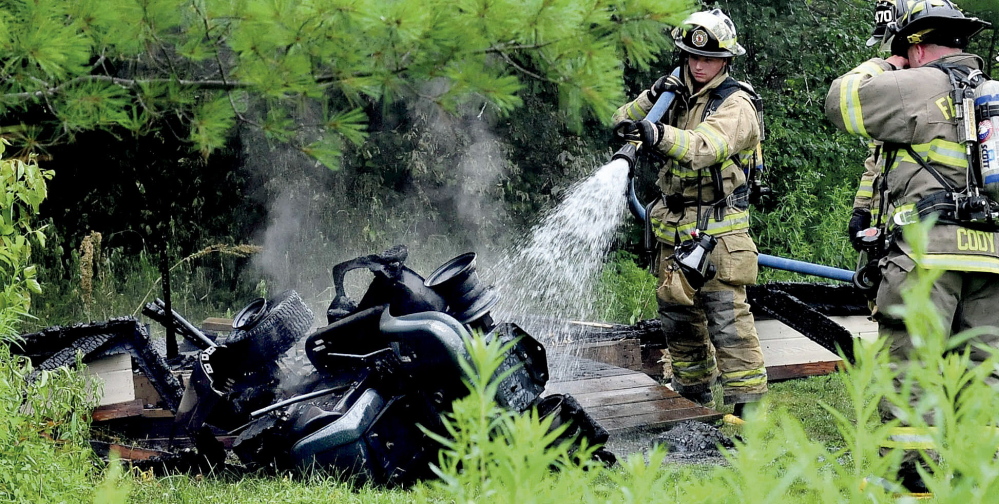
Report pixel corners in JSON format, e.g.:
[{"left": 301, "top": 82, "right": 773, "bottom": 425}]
[
  {"left": 927, "top": 62, "right": 984, "bottom": 88},
  {"left": 703, "top": 78, "right": 762, "bottom": 118},
  {"left": 702, "top": 77, "right": 741, "bottom": 120}
]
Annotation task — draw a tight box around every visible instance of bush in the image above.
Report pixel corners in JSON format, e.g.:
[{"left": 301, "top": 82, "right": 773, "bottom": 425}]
[
  {"left": 0, "top": 345, "right": 98, "bottom": 502},
  {"left": 0, "top": 145, "right": 101, "bottom": 502}
]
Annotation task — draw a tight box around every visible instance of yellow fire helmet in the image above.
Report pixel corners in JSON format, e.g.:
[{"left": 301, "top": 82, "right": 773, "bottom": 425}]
[{"left": 671, "top": 9, "right": 746, "bottom": 58}]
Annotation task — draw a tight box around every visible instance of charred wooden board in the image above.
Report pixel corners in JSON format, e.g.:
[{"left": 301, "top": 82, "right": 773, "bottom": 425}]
[
  {"left": 13, "top": 318, "right": 183, "bottom": 411},
  {"left": 746, "top": 285, "right": 861, "bottom": 363},
  {"left": 566, "top": 283, "right": 870, "bottom": 367}
]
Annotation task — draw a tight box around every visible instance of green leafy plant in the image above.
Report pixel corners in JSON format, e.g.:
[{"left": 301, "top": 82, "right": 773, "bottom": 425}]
[
  {"left": 595, "top": 249, "right": 658, "bottom": 324},
  {"left": 0, "top": 143, "right": 52, "bottom": 317},
  {"left": 0, "top": 347, "right": 98, "bottom": 502},
  {"left": 0, "top": 145, "right": 100, "bottom": 503},
  {"left": 423, "top": 333, "right": 605, "bottom": 503}
]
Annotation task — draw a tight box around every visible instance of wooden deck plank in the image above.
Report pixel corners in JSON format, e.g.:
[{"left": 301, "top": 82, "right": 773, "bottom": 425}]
[
  {"left": 544, "top": 356, "right": 723, "bottom": 435},
  {"left": 545, "top": 373, "right": 658, "bottom": 396},
  {"left": 92, "top": 399, "right": 144, "bottom": 422},
  {"left": 568, "top": 385, "right": 679, "bottom": 408},
  {"left": 549, "top": 355, "right": 639, "bottom": 379},
  {"left": 597, "top": 408, "right": 723, "bottom": 433},
  {"left": 767, "top": 361, "right": 842, "bottom": 381},
  {"left": 584, "top": 396, "right": 695, "bottom": 420}
]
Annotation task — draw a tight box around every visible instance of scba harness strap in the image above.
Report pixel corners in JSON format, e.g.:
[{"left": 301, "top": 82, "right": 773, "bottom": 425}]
[
  {"left": 881, "top": 62, "right": 999, "bottom": 232},
  {"left": 664, "top": 77, "right": 761, "bottom": 225}
]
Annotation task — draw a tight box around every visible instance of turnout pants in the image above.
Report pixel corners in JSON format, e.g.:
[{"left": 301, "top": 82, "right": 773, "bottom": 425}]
[
  {"left": 875, "top": 248, "right": 999, "bottom": 420},
  {"left": 655, "top": 232, "right": 768, "bottom": 405}
]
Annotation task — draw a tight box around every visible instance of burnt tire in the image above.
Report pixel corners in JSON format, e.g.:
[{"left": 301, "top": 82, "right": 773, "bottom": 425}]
[{"left": 225, "top": 290, "right": 314, "bottom": 368}]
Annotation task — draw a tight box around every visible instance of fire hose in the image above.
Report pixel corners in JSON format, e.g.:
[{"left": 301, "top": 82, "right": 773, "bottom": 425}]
[{"left": 613, "top": 68, "right": 855, "bottom": 284}]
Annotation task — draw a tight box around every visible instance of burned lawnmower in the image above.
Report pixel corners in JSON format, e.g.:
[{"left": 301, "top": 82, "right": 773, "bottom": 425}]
[{"left": 170, "top": 245, "right": 610, "bottom": 485}]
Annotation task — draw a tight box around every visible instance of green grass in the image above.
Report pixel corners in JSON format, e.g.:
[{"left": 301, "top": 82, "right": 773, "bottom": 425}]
[
  {"left": 125, "top": 474, "right": 446, "bottom": 503},
  {"left": 765, "top": 373, "right": 851, "bottom": 447}
]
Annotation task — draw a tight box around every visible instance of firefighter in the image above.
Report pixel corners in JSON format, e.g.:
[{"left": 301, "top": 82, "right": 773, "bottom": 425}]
[
  {"left": 849, "top": 0, "right": 907, "bottom": 297},
  {"left": 849, "top": 0, "right": 898, "bottom": 251},
  {"left": 826, "top": 0, "right": 994, "bottom": 403},
  {"left": 613, "top": 9, "right": 767, "bottom": 416}
]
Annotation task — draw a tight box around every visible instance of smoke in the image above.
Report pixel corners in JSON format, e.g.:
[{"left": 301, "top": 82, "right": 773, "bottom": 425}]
[
  {"left": 253, "top": 187, "right": 306, "bottom": 293},
  {"left": 239, "top": 85, "right": 517, "bottom": 319}
]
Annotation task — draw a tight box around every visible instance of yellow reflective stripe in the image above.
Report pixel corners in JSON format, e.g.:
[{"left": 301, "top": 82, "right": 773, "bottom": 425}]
[
  {"left": 880, "top": 427, "right": 937, "bottom": 450},
  {"left": 736, "top": 149, "right": 754, "bottom": 166},
  {"left": 668, "top": 164, "right": 701, "bottom": 179},
  {"left": 856, "top": 179, "right": 874, "bottom": 199},
  {"left": 916, "top": 253, "right": 999, "bottom": 274},
  {"left": 837, "top": 61, "right": 883, "bottom": 138},
  {"left": 653, "top": 209, "right": 751, "bottom": 242},
  {"left": 856, "top": 61, "right": 886, "bottom": 77},
  {"left": 891, "top": 203, "right": 917, "bottom": 226},
  {"left": 724, "top": 368, "right": 765, "bottom": 379},
  {"left": 880, "top": 426, "right": 999, "bottom": 450},
  {"left": 694, "top": 122, "right": 729, "bottom": 162},
  {"left": 625, "top": 102, "right": 648, "bottom": 120},
  {"left": 672, "top": 359, "right": 716, "bottom": 380},
  {"left": 840, "top": 74, "right": 869, "bottom": 138},
  {"left": 721, "top": 367, "right": 767, "bottom": 387},
  {"left": 669, "top": 158, "right": 739, "bottom": 180},
  {"left": 668, "top": 129, "right": 692, "bottom": 159},
  {"left": 899, "top": 139, "right": 969, "bottom": 169}
]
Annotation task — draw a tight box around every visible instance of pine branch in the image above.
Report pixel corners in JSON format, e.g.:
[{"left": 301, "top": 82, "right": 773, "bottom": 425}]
[
  {"left": 491, "top": 49, "right": 557, "bottom": 83},
  {"left": 2, "top": 75, "right": 252, "bottom": 101}
]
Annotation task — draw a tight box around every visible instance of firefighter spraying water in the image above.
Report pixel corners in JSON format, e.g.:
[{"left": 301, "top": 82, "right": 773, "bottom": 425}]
[{"left": 610, "top": 8, "right": 769, "bottom": 415}]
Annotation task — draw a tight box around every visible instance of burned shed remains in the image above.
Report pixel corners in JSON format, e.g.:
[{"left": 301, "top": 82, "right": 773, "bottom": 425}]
[{"left": 12, "top": 245, "right": 611, "bottom": 484}]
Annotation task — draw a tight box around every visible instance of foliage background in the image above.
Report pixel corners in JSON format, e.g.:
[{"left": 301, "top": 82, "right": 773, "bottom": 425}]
[{"left": 12, "top": 0, "right": 999, "bottom": 323}]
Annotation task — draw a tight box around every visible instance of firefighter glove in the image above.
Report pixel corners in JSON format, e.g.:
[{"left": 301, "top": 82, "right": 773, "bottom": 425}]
[
  {"left": 615, "top": 120, "right": 664, "bottom": 147},
  {"left": 649, "top": 74, "right": 685, "bottom": 101},
  {"left": 848, "top": 208, "right": 872, "bottom": 251}
]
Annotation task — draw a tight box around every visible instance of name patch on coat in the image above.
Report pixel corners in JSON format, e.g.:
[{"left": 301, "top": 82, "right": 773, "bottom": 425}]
[{"left": 956, "top": 228, "right": 997, "bottom": 253}]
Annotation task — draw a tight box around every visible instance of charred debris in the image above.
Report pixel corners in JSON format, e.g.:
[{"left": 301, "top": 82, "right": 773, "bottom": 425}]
[{"left": 11, "top": 245, "right": 612, "bottom": 485}]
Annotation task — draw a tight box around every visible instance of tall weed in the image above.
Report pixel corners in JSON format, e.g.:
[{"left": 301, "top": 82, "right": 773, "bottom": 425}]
[
  {"left": 422, "top": 334, "right": 604, "bottom": 503},
  {"left": 0, "top": 346, "right": 98, "bottom": 502}
]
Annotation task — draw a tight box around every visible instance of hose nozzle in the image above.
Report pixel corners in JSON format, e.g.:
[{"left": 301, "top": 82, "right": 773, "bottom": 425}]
[{"left": 612, "top": 143, "right": 638, "bottom": 175}]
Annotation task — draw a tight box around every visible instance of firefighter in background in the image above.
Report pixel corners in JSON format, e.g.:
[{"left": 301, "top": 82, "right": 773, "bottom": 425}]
[
  {"left": 849, "top": 0, "right": 906, "bottom": 294},
  {"left": 613, "top": 9, "right": 766, "bottom": 416},
  {"left": 825, "top": 0, "right": 994, "bottom": 403}
]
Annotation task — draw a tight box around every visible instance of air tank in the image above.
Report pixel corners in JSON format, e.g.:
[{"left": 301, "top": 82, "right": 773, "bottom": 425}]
[{"left": 975, "top": 79, "right": 999, "bottom": 201}]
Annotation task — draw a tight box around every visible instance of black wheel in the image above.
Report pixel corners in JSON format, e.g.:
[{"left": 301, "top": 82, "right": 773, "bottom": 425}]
[{"left": 225, "top": 290, "right": 314, "bottom": 367}]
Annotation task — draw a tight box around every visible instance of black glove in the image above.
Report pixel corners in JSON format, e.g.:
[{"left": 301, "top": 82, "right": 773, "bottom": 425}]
[
  {"left": 613, "top": 120, "right": 664, "bottom": 147},
  {"left": 848, "top": 208, "right": 872, "bottom": 251},
  {"left": 648, "top": 74, "right": 685, "bottom": 101}
]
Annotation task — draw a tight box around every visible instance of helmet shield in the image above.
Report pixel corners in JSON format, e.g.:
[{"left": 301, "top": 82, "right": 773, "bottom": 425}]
[{"left": 672, "top": 9, "right": 746, "bottom": 58}]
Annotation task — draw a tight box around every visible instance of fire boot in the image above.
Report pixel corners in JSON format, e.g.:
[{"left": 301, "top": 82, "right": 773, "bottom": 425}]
[{"left": 680, "top": 389, "right": 715, "bottom": 409}]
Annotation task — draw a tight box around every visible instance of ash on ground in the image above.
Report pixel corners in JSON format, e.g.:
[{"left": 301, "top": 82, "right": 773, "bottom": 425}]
[
  {"left": 606, "top": 420, "right": 736, "bottom": 466},
  {"left": 659, "top": 420, "right": 734, "bottom": 453}
]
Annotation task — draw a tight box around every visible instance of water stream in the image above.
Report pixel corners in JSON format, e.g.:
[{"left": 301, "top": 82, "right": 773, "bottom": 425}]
[{"left": 490, "top": 158, "right": 631, "bottom": 380}]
